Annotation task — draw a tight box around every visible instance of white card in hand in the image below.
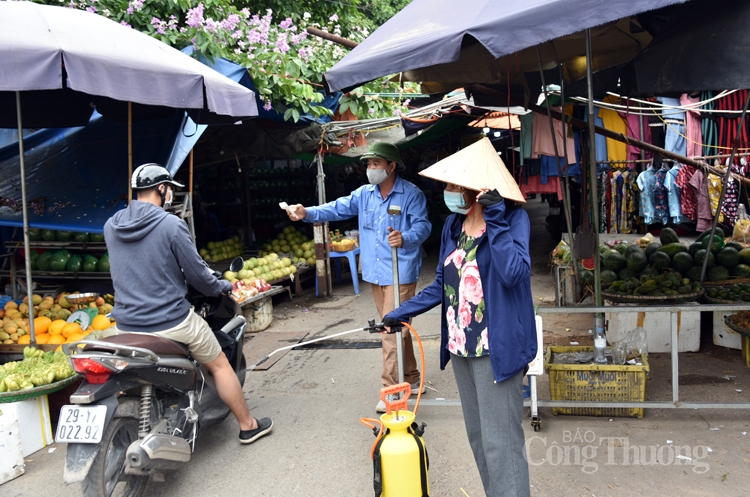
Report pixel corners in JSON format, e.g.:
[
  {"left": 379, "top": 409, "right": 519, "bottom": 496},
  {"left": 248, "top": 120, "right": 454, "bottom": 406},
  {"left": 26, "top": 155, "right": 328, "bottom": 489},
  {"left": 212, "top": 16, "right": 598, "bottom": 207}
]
[{"left": 279, "top": 202, "right": 290, "bottom": 210}]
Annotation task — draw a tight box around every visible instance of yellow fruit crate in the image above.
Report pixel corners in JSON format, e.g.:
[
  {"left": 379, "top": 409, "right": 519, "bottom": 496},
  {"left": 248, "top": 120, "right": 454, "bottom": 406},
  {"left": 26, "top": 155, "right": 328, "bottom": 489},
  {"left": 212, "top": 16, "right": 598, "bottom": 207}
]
[{"left": 544, "top": 346, "right": 649, "bottom": 418}]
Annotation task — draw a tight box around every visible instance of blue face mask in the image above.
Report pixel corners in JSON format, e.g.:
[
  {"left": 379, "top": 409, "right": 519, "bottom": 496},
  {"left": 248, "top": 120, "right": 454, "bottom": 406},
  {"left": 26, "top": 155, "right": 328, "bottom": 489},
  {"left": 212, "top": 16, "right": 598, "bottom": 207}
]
[{"left": 444, "top": 190, "right": 470, "bottom": 214}]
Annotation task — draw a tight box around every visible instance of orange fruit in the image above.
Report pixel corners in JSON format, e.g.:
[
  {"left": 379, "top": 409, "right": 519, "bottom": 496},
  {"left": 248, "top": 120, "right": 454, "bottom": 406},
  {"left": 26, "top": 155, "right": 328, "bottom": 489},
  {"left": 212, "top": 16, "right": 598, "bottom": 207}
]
[
  {"left": 55, "top": 345, "right": 63, "bottom": 352},
  {"left": 92, "top": 315, "right": 112, "bottom": 331},
  {"left": 48, "top": 334, "right": 65, "bottom": 345},
  {"left": 49, "top": 319, "right": 67, "bottom": 335},
  {"left": 65, "top": 332, "right": 86, "bottom": 343},
  {"left": 17, "top": 334, "right": 31, "bottom": 344},
  {"left": 62, "top": 322, "right": 83, "bottom": 338},
  {"left": 34, "top": 316, "right": 52, "bottom": 334},
  {"left": 35, "top": 333, "right": 51, "bottom": 344}
]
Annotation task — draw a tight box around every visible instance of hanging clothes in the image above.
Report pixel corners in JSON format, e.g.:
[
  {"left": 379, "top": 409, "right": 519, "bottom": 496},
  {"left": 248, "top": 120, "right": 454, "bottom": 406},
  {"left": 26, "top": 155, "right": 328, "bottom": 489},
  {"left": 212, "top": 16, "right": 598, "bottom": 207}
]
[
  {"left": 636, "top": 165, "right": 657, "bottom": 225},
  {"left": 689, "top": 171, "right": 714, "bottom": 232},
  {"left": 531, "top": 108, "right": 576, "bottom": 164},
  {"left": 623, "top": 171, "right": 640, "bottom": 234},
  {"left": 681, "top": 93, "right": 703, "bottom": 159},
  {"left": 619, "top": 99, "right": 652, "bottom": 163},
  {"left": 657, "top": 96, "right": 687, "bottom": 157},
  {"left": 583, "top": 107, "right": 609, "bottom": 166},
  {"left": 653, "top": 165, "right": 670, "bottom": 225},
  {"left": 519, "top": 174, "right": 563, "bottom": 200},
  {"left": 701, "top": 91, "right": 719, "bottom": 157},
  {"left": 521, "top": 158, "right": 541, "bottom": 185},
  {"left": 519, "top": 112, "right": 534, "bottom": 162},
  {"left": 674, "top": 165, "right": 698, "bottom": 221},
  {"left": 598, "top": 95, "right": 627, "bottom": 163},
  {"left": 716, "top": 90, "right": 750, "bottom": 155},
  {"left": 720, "top": 163, "right": 741, "bottom": 225},
  {"left": 599, "top": 173, "right": 609, "bottom": 233},
  {"left": 664, "top": 163, "right": 690, "bottom": 224},
  {"left": 706, "top": 170, "right": 724, "bottom": 223}
]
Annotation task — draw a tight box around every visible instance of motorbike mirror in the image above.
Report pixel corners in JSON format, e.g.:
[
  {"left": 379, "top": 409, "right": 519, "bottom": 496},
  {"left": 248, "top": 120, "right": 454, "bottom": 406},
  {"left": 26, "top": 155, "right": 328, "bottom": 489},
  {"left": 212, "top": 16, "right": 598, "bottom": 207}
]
[{"left": 229, "top": 256, "right": 244, "bottom": 273}]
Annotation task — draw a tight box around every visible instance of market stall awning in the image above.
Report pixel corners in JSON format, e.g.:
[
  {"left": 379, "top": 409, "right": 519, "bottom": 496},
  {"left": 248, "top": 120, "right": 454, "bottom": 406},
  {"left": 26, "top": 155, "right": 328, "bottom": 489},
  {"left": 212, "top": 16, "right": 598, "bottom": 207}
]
[{"left": 323, "top": 0, "right": 686, "bottom": 96}]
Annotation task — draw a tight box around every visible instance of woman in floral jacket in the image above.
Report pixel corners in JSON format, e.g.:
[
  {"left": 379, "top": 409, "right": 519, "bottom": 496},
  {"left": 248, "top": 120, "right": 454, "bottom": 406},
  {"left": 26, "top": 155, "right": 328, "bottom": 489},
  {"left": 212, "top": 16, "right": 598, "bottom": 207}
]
[{"left": 384, "top": 184, "right": 536, "bottom": 497}]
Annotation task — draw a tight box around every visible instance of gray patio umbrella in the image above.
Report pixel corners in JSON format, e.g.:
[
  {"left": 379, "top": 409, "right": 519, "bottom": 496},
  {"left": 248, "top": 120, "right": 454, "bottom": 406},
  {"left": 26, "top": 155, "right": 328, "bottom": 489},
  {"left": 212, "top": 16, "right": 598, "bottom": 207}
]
[
  {"left": 0, "top": 1, "right": 258, "bottom": 343},
  {"left": 323, "top": 0, "right": 687, "bottom": 94}
]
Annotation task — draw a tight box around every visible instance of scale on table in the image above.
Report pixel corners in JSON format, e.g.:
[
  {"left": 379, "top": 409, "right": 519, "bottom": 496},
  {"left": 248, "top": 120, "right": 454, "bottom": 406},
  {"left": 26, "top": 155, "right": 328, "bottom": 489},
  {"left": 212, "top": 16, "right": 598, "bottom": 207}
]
[{"left": 64, "top": 293, "right": 100, "bottom": 330}]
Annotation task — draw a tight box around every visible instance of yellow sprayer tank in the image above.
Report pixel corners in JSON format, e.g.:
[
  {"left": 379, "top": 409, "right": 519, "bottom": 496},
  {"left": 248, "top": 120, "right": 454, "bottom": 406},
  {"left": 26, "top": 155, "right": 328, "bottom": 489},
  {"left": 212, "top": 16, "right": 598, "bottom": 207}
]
[{"left": 378, "top": 410, "right": 430, "bottom": 496}]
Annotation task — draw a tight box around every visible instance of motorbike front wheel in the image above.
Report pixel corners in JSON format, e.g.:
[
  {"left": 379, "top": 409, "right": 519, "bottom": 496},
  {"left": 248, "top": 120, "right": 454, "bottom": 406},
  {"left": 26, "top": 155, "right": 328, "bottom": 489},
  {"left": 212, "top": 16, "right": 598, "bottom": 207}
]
[{"left": 81, "top": 417, "right": 149, "bottom": 497}]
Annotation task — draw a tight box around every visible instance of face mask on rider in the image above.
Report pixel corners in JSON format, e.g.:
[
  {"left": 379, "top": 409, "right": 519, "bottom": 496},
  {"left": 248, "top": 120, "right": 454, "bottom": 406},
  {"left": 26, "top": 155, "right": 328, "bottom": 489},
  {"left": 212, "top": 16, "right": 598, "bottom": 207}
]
[
  {"left": 444, "top": 190, "right": 471, "bottom": 214},
  {"left": 367, "top": 166, "right": 391, "bottom": 185}
]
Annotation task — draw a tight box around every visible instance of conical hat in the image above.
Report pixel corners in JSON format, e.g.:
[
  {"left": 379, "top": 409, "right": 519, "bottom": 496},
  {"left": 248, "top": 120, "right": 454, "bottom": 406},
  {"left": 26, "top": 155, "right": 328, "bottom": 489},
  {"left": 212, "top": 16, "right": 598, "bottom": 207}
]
[{"left": 419, "top": 137, "right": 525, "bottom": 203}]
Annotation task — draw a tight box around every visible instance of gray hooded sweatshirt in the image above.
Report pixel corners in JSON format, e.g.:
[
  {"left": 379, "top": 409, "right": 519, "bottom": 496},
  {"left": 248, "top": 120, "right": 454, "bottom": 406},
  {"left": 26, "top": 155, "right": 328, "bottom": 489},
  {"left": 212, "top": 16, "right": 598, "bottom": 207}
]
[{"left": 104, "top": 200, "right": 232, "bottom": 332}]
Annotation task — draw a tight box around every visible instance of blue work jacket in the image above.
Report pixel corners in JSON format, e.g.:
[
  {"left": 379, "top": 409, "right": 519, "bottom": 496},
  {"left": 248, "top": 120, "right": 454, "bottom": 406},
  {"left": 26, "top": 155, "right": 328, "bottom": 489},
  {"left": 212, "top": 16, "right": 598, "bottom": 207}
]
[
  {"left": 385, "top": 201, "right": 537, "bottom": 383},
  {"left": 304, "top": 175, "right": 431, "bottom": 285}
]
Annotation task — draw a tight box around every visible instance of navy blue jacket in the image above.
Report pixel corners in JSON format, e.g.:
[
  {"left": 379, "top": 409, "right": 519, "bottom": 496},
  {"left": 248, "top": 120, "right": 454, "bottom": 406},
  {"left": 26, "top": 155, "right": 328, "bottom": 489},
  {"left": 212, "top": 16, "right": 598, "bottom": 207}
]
[{"left": 385, "top": 200, "right": 537, "bottom": 383}]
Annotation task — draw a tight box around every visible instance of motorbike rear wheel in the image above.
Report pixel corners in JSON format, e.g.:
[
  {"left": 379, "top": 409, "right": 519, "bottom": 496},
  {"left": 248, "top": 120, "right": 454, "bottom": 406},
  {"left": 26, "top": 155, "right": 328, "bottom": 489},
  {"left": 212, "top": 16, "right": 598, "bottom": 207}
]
[{"left": 81, "top": 417, "right": 148, "bottom": 497}]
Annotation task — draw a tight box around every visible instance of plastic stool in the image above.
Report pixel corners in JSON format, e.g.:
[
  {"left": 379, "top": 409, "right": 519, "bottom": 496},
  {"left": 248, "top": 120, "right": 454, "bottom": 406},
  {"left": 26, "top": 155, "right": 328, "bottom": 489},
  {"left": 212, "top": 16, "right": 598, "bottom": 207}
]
[{"left": 316, "top": 247, "right": 360, "bottom": 295}]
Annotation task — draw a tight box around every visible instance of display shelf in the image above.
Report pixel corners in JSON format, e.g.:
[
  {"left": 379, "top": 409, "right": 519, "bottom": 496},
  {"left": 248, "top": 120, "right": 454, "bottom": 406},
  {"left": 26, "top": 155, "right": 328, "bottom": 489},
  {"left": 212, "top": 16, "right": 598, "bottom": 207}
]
[
  {"left": 0, "top": 269, "right": 112, "bottom": 280},
  {"left": 4, "top": 241, "right": 107, "bottom": 251}
]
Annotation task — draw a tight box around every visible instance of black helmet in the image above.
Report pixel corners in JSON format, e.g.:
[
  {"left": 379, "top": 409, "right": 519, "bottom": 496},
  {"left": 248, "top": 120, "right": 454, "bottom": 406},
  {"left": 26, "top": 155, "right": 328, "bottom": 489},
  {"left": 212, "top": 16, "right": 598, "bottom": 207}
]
[{"left": 131, "top": 163, "right": 184, "bottom": 190}]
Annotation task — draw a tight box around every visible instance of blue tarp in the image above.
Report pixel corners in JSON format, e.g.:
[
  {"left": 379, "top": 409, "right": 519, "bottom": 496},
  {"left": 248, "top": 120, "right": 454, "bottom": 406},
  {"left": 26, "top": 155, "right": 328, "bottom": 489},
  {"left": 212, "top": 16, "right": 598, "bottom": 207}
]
[{"left": 0, "top": 49, "right": 340, "bottom": 234}]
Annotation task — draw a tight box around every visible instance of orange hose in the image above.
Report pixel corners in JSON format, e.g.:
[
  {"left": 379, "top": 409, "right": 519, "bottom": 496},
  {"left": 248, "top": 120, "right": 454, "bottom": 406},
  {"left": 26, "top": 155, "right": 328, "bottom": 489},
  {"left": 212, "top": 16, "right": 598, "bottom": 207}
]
[{"left": 360, "top": 321, "right": 426, "bottom": 460}]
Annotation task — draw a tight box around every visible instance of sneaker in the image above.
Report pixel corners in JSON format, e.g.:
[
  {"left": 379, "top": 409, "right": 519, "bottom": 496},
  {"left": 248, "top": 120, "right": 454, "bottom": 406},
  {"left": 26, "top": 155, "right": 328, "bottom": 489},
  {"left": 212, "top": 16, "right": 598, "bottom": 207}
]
[
  {"left": 410, "top": 381, "right": 426, "bottom": 396},
  {"left": 239, "top": 417, "right": 273, "bottom": 445},
  {"left": 375, "top": 393, "right": 400, "bottom": 413}
]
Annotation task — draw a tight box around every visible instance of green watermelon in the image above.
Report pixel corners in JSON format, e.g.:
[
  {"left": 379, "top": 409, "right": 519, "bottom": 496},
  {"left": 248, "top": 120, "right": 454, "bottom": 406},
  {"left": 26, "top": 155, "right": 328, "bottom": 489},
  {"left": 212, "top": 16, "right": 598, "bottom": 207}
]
[
  {"left": 730, "top": 264, "right": 750, "bottom": 278},
  {"left": 693, "top": 249, "right": 715, "bottom": 268},
  {"left": 602, "top": 252, "right": 627, "bottom": 272},
  {"left": 725, "top": 241, "right": 743, "bottom": 252},
  {"left": 600, "top": 270, "right": 618, "bottom": 285},
  {"left": 624, "top": 244, "right": 645, "bottom": 258},
  {"left": 702, "top": 234, "right": 725, "bottom": 253},
  {"left": 614, "top": 243, "right": 628, "bottom": 255},
  {"left": 66, "top": 255, "right": 82, "bottom": 272},
  {"left": 659, "top": 227, "right": 680, "bottom": 245},
  {"left": 716, "top": 247, "right": 740, "bottom": 269},
  {"left": 579, "top": 270, "right": 594, "bottom": 285},
  {"left": 688, "top": 242, "right": 703, "bottom": 256},
  {"left": 696, "top": 227, "right": 725, "bottom": 243},
  {"left": 685, "top": 266, "right": 703, "bottom": 282},
  {"left": 83, "top": 255, "right": 99, "bottom": 272},
  {"left": 707, "top": 265, "right": 729, "bottom": 282},
  {"left": 49, "top": 251, "right": 68, "bottom": 271},
  {"left": 739, "top": 248, "right": 750, "bottom": 266},
  {"left": 626, "top": 251, "right": 648, "bottom": 273},
  {"left": 618, "top": 268, "right": 637, "bottom": 281},
  {"left": 671, "top": 252, "right": 694, "bottom": 273},
  {"left": 645, "top": 242, "right": 662, "bottom": 259},
  {"left": 649, "top": 251, "right": 672, "bottom": 271}
]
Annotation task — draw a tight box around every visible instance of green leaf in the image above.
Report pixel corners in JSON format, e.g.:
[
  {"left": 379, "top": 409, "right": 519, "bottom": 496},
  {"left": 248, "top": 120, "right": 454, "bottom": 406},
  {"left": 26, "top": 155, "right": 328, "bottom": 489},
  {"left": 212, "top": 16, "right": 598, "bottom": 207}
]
[
  {"left": 466, "top": 246, "right": 478, "bottom": 262},
  {"left": 475, "top": 337, "right": 484, "bottom": 356},
  {"left": 283, "top": 108, "right": 295, "bottom": 121},
  {"left": 291, "top": 109, "right": 300, "bottom": 122}
]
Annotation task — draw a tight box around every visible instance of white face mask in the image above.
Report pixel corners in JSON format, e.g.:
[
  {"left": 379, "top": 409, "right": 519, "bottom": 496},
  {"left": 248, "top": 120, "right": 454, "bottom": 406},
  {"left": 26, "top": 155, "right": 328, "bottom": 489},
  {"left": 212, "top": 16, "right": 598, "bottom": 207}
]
[{"left": 367, "top": 168, "right": 390, "bottom": 185}]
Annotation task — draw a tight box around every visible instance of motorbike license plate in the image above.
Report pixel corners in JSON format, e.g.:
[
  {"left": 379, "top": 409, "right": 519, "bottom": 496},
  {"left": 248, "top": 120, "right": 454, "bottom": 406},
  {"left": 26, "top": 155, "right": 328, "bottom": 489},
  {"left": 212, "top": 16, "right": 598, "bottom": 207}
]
[
  {"left": 549, "top": 207, "right": 561, "bottom": 215},
  {"left": 55, "top": 405, "right": 107, "bottom": 444}
]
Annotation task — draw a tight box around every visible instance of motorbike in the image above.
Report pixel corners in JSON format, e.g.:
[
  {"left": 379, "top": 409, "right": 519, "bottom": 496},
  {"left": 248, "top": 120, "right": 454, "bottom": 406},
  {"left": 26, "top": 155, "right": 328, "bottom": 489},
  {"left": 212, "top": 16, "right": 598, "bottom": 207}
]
[{"left": 58, "top": 258, "right": 247, "bottom": 497}]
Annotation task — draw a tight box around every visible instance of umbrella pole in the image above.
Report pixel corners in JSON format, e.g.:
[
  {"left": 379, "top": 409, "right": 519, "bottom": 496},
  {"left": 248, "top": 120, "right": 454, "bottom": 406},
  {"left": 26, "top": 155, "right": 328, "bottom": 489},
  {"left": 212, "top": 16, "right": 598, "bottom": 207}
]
[
  {"left": 128, "top": 102, "right": 133, "bottom": 203},
  {"left": 585, "top": 30, "right": 603, "bottom": 334},
  {"left": 699, "top": 91, "right": 750, "bottom": 282},
  {"left": 535, "top": 49, "right": 579, "bottom": 295},
  {"left": 15, "top": 91, "right": 35, "bottom": 344}
]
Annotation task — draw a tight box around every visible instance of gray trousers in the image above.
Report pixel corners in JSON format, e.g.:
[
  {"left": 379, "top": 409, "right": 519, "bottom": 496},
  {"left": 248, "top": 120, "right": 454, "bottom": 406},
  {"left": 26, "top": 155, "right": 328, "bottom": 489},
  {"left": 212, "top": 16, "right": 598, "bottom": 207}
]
[{"left": 451, "top": 355, "right": 531, "bottom": 497}]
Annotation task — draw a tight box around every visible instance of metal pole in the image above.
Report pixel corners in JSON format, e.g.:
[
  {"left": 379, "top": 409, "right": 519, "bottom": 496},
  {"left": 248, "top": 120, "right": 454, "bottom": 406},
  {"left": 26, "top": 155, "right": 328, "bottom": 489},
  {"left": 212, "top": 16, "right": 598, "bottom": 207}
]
[
  {"left": 699, "top": 90, "right": 750, "bottom": 282},
  {"left": 15, "top": 91, "right": 35, "bottom": 344},
  {"left": 559, "top": 63, "right": 580, "bottom": 296},
  {"left": 128, "top": 102, "right": 133, "bottom": 203},
  {"left": 314, "top": 152, "right": 331, "bottom": 296},
  {"left": 585, "top": 30, "right": 601, "bottom": 310},
  {"left": 388, "top": 206, "right": 404, "bottom": 385}
]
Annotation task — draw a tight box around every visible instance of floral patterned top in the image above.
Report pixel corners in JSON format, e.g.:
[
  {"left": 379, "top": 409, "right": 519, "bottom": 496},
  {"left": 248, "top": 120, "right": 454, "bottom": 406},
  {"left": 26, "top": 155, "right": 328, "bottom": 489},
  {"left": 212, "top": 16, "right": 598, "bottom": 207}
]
[{"left": 443, "top": 225, "right": 488, "bottom": 358}]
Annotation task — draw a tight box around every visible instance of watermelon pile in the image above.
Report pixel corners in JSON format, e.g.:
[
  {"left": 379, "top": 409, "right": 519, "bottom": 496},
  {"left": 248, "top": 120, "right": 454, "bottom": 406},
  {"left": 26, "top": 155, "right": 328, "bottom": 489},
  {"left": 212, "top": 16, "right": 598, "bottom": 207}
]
[{"left": 584, "top": 227, "right": 750, "bottom": 297}]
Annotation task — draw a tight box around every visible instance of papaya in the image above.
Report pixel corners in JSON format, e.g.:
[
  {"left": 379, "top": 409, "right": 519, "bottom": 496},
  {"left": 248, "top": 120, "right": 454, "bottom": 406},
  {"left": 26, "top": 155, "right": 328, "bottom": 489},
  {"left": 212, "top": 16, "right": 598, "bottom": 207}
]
[
  {"left": 659, "top": 227, "right": 680, "bottom": 245},
  {"left": 658, "top": 243, "right": 688, "bottom": 257},
  {"left": 716, "top": 247, "right": 740, "bottom": 269}
]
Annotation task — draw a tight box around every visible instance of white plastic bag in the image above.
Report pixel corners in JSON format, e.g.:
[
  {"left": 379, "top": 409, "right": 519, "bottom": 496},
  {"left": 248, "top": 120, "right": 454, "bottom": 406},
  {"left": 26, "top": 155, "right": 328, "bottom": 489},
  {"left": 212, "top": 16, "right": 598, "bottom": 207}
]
[
  {"left": 625, "top": 326, "right": 648, "bottom": 358},
  {"left": 732, "top": 204, "right": 750, "bottom": 243}
]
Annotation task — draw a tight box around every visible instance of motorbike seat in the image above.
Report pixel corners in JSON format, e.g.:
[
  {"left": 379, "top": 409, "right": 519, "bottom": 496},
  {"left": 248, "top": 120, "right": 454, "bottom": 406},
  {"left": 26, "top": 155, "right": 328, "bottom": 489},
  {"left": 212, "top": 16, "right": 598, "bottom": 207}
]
[{"left": 96, "top": 333, "right": 190, "bottom": 357}]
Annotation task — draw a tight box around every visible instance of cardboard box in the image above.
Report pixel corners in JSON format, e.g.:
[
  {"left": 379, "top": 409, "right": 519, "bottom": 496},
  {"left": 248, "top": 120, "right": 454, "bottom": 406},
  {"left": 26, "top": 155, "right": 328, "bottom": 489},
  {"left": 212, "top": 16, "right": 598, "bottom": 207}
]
[
  {"left": 2, "top": 395, "right": 53, "bottom": 457},
  {"left": 0, "top": 411, "right": 25, "bottom": 485}
]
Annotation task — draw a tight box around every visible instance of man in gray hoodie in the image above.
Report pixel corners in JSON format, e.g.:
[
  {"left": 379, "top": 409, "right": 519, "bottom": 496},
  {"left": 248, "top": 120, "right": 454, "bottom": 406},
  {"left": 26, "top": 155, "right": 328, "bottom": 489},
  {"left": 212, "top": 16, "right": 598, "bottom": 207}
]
[{"left": 104, "top": 163, "right": 272, "bottom": 445}]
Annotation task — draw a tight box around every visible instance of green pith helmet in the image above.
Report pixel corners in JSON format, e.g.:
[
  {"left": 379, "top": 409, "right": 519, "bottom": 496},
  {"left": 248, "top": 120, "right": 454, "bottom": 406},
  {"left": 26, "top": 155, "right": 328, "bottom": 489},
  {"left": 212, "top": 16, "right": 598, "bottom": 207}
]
[{"left": 360, "top": 142, "right": 405, "bottom": 170}]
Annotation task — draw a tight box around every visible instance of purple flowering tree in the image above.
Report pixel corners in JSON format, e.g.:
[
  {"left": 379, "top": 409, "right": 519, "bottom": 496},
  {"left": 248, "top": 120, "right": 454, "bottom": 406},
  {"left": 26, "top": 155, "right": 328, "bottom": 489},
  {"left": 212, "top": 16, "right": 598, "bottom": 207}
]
[{"left": 43, "top": 0, "right": 418, "bottom": 122}]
